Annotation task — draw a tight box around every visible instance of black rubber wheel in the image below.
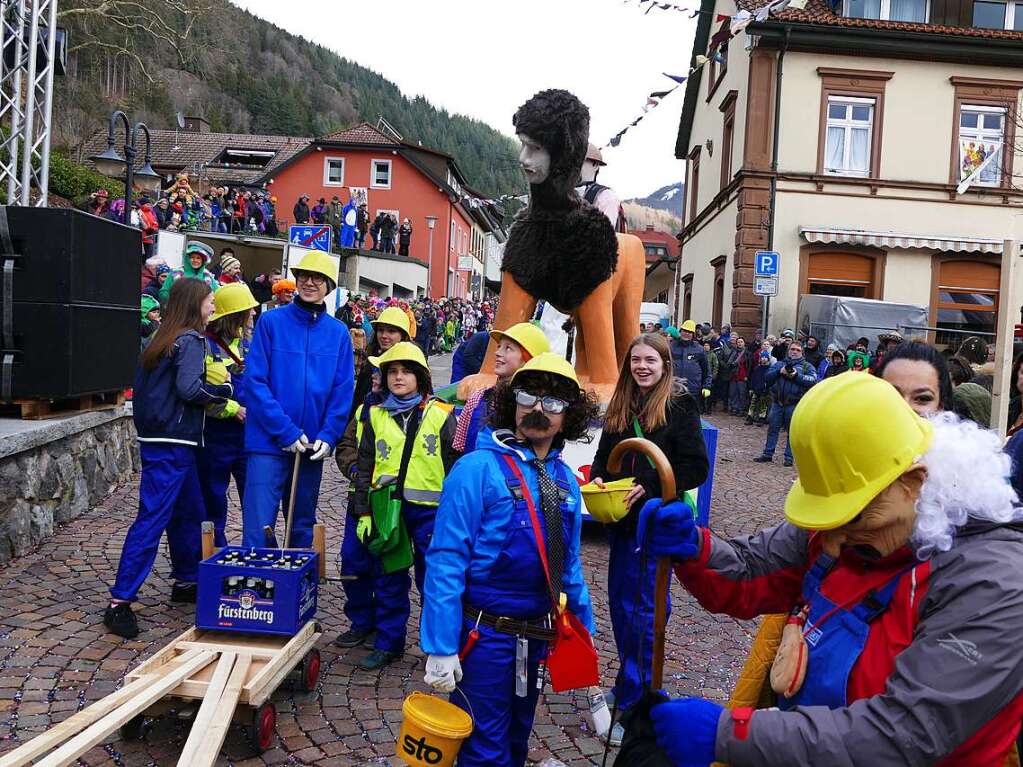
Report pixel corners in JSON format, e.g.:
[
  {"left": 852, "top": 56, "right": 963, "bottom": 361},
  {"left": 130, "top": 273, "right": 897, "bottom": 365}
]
[
  {"left": 248, "top": 702, "right": 277, "bottom": 753},
  {"left": 299, "top": 648, "right": 321, "bottom": 693},
  {"left": 120, "top": 715, "right": 145, "bottom": 741}
]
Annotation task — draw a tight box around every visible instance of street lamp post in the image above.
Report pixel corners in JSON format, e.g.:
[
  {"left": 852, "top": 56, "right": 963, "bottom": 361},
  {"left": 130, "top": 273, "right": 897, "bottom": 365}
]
[
  {"left": 425, "top": 215, "right": 438, "bottom": 298},
  {"left": 91, "top": 110, "right": 161, "bottom": 226}
]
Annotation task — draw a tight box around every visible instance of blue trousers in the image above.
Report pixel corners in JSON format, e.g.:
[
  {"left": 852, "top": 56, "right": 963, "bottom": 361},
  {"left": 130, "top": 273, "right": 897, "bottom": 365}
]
[
  {"left": 452, "top": 621, "right": 544, "bottom": 767},
  {"left": 371, "top": 501, "right": 434, "bottom": 653},
  {"left": 241, "top": 453, "right": 323, "bottom": 548},
  {"left": 196, "top": 421, "right": 246, "bottom": 547},
  {"left": 763, "top": 403, "right": 797, "bottom": 461},
  {"left": 111, "top": 443, "right": 204, "bottom": 602},
  {"left": 607, "top": 523, "right": 671, "bottom": 712}
]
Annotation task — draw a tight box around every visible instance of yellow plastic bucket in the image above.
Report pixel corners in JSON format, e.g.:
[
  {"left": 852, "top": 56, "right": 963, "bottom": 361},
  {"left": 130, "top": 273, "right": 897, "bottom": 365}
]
[
  {"left": 580, "top": 477, "right": 636, "bottom": 523},
  {"left": 396, "top": 691, "right": 473, "bottom": 766}
]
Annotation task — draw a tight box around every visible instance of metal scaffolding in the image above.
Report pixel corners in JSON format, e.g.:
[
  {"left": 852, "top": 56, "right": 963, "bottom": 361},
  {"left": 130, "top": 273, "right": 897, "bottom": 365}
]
[{"left": 0, "top": 0, "right": 57, "bottom": 207}]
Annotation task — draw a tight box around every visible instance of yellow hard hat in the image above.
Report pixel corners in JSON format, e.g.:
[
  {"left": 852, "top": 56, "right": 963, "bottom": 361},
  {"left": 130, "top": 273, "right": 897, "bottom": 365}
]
[
  {"left": 491, "top": 322, "right": 551, "bottom": 359},
  {"left": 372, "top": 306, "right": 411, "bottom": 336},
  {"left": 369, "top": 340, "right": 427, "bottom": 372},
  {"left": 511, "top": 352, "right": 580, "bottom": 390},
  {"left": 210, "top": 282, "right": 258, "bottom": 322},
  {"left": 784, "top": 374, "right": 933, "bottom": 531},
  {"left": 580, "top": 478, "right": 636, "bottom": 523},
  {"left": 681, "top": 319, "right": 697, "bottom": 333},
  {"left": 292, "top": 250, "right": 339, "bottom": 287}
]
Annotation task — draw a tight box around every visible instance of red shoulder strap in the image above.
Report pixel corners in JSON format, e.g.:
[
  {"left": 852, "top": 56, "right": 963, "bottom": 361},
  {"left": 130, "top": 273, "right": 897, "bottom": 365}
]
[{"left": 500, "top": 453, "right": 556, "bottom": 605}]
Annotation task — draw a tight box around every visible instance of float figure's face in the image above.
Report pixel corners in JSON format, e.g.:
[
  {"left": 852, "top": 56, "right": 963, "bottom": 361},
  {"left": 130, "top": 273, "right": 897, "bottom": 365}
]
[{"left": 518, "top": 133, "right": 551, "bottom": 185}]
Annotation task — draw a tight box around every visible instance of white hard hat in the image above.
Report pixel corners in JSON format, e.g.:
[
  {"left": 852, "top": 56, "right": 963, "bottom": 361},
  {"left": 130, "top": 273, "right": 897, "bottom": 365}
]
[{"left": 585, "top": 143, "right": 606, "bottom": 166}]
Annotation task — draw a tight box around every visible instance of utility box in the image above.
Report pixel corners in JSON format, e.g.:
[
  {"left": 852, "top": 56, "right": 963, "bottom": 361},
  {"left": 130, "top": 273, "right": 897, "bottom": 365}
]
[{"left": 196, "top": 547, "right": 318, "bottom": 637}]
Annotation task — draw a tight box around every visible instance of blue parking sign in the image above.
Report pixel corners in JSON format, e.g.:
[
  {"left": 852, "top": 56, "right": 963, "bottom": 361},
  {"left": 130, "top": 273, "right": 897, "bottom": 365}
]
[
  {"left": 289, "top": 225, "right": 332, "bottom": 253},
  {"left": 754, "top": 250, "right": 779, "bottom": 277}
]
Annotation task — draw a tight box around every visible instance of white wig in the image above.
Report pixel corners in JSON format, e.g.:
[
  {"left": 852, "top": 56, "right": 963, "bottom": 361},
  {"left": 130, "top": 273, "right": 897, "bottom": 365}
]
[{"left": 912, "top": 411, "right": 1023, "bottom": 559}]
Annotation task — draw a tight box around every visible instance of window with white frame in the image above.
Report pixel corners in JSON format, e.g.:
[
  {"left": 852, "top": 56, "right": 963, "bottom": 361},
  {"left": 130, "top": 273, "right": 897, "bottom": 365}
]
[
  {"left": 972, "top": 0, "right": 1023, "bottom": 29},
  {"left": 845, "top": 0, "right": 927, "bottom": 21},
  {"left": 323, "top": 157, "right": 345, "bottom": 186},
  {"left": 371, "top": 159, "right": 392, "bottom": 189},
  {"left": 824, "top": 97, "right": 875, "bottom": 177},
  {"left": 450, "top": 220, "right": 456, "bottom": 250},
  {"left": 958, "top": 105, "right": 1006, "bottom": 186}
]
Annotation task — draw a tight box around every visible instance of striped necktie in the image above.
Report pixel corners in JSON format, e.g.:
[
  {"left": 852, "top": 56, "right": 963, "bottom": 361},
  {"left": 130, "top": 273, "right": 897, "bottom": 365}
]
[{"left": 532, "top": 458, "right": 564, "bottom": 605}]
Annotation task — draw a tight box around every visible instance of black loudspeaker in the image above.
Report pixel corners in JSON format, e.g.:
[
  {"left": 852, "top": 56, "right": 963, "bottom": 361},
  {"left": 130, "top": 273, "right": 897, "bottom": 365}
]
[{"left": 0, "top": 207, "right": 141, "bottom": 400}]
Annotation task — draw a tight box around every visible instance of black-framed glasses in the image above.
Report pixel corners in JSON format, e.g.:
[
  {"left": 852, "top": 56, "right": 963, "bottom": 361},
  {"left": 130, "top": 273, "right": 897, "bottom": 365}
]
[
  {"left": 295, "top": 272, "right": 326, "bottom": 286},
  {"left": 513, "top": 388, "right": 569, "bottom": 414}
]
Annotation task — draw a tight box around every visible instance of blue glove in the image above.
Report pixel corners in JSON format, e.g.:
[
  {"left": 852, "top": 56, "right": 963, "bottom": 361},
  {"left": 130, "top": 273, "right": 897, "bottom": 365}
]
[
  {"left": 651, "top": 696, "right": 724, "bottom": 767},
  {"left": 636, "top": 497, "right": 700, "bottom": 561}
]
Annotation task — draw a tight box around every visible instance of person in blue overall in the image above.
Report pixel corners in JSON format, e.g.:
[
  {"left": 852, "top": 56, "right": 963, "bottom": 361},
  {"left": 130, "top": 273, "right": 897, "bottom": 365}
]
[
  {"left": 454, "top": 322, "right": 550, "bottom": 453},
  {"left": 421, "top": 353, "right": 598, "bottom": 767},
  {"left": 105, "top": 278, "right": 233, "bottom": 639},
  {"left": 242, "top": 250, "right": 353, "bottom": 548},
  {"left": 197, "top": 282, "right": 258, "bottom": 546},
  {"left": 351, "top": 341, "right": 458, "bottom": 670},
  {"left": 589, "top": 333, "right": 708, "bottom": 744},
  {"left": 335, "top": 306, "right": 411, "bottom": 651}
]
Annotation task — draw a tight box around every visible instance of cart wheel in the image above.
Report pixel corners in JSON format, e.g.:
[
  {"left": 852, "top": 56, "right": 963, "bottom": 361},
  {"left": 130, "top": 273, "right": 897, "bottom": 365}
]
[
  {"left": 248, "top": 702, "right": 277, "bottom": 753},
  {"left": 120, "top": 715, "right": 145, "bottom": 741},
  {"left": 299, "top": 648, "right": 321, "bottom": 693}
]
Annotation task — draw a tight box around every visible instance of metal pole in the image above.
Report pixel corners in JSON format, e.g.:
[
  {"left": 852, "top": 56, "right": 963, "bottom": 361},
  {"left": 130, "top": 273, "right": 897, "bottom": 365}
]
[
  {"left": 4, "top": 0, "right": 26, "bottom": 203},
  {"left": 35, "top": 0, "right": 58, "bottom": 206},
  {"left": 762, "top": 27, "right": 789, "bottom": 337},
  {"left": 992, "top": 223, "right": 1022, "bottom": 435},
  {"left": 427, "top": 226, "right": 434, "bottom": 298},
  {"left": 17, "top": 0, "right": 41, "bottom": 205}
]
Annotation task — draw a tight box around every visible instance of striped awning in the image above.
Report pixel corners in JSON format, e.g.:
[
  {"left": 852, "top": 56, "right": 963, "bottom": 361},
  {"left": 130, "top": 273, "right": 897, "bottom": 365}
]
[{"left": 799, "top": 226, "right": 1004, "bottom": 254}]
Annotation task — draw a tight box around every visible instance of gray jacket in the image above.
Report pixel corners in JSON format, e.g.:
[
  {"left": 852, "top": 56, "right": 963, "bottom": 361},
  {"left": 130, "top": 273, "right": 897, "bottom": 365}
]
[{"left": 679, "top": 520, "right": 1023, "bottom": 766}]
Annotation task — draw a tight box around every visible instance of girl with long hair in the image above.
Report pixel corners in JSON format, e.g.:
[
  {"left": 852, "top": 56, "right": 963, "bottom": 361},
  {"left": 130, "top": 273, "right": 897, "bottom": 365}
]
[
  {"left": 196, "top": 282, "right": 258, "bottom": 547},
  {"left": 589, "top": 332, "right": 709, "bottom": 737},
  {"left": 105, "top": 278, "right": 233, "bottom": 639}
]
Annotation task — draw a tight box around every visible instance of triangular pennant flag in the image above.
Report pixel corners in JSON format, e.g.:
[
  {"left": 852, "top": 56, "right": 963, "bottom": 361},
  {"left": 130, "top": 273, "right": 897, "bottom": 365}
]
[
  {"left": 609, "top": 134, "right": 624, "bottom": 147},
  {"left": 754, "top": 3, "right": 772, "bottom": 21},
  {"left": 710, "top": 26, "right": 732, "bottom": 45},
  {"left": 730, "top": 9, "right": 753, "bottom": 33},
  {"left": 694, "top": 54, "right": 709, "bottom": 66},
  {"left": 663, "top": 72, "right": 688, "bottom": 83},
  {"left": 649, "top": 89, "right": 672, "bottom": 98},
  {"left": 712, "top": 50, "right": 726, "bottom": 64},
  {"left": 716, "top": 12, "right": 731, "bottom": 20}
]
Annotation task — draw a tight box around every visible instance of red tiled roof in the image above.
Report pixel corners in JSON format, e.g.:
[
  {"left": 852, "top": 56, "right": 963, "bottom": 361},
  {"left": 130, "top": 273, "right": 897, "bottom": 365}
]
[
  {"left": 629, "top": 227, "right": 680, "bottom": 261},
  {"left": 736, "top": 0, "right": 1023, "bottom": 40},
  {"left": 319, "top": 122, "right": 398, "bottom": 145}
]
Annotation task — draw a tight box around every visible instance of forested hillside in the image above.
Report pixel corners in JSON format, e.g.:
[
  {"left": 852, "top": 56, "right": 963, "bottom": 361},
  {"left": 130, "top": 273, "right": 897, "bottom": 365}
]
[{"left": 55, "top": 0, "right": 523, "bottom": 197}]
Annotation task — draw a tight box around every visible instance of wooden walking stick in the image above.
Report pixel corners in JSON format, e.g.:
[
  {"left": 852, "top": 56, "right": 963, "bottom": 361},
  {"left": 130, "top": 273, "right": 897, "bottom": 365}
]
[
  {"left": 282, "top": 451, "right": 302, "bottom": 550},
  {"left": 607, "top": 437, "right": 676, "bottom": 689}
]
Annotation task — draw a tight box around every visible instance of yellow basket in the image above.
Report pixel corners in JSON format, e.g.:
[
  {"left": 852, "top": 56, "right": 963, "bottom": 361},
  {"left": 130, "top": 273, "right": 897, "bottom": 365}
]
[
  {"left": 397, "top": 691, "right": 473, "bottom": 766},
  {"left": 580, "top": 477, "right": 636, "bottom": 523}
]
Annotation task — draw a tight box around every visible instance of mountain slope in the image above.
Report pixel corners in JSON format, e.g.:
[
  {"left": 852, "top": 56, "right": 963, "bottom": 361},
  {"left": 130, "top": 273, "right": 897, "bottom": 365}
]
[
  {"left": 626, "top": 182, "right": 685, "bottom": 218},
  {"left": 55, "top": 1, "right": 523, "bottom": 197}
]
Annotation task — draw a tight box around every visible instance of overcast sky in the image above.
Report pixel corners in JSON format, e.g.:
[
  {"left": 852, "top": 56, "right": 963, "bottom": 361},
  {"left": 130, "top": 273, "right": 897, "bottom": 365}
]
[{"left": 233, "top": 0, "right": 697, "bottom": 199}]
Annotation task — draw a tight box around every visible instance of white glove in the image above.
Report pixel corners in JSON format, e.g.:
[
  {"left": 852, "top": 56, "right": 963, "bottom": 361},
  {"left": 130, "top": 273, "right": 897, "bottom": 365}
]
[
  {"left": 424, "top": 654, "right": 462, "bottom": 693},
  {"left": 284, "top": 434, "right": 310, "bottom": 453},
  {"left": 308, "top": 439, "right": 331, "bottom": 461}
]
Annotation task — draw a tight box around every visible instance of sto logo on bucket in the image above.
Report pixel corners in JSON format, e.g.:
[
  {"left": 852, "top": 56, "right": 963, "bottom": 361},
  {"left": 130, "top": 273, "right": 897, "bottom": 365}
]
[{"left": 402, "top": 734, "right": 444, "bottom": 764}]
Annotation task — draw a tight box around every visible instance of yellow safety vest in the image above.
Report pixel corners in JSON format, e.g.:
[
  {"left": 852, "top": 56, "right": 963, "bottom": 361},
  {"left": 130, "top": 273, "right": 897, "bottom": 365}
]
[
  {"left": 205, "top": 336, "right": 245, "bottom": 419},
  {"left": 369, "top": 399, "right": 452, "bottom": 507}
]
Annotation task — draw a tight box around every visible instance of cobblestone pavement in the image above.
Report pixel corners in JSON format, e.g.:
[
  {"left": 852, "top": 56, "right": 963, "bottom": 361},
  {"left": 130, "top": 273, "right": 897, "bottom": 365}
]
[{"left": 0, "top": 354, "right": 794, "bottom": 766}]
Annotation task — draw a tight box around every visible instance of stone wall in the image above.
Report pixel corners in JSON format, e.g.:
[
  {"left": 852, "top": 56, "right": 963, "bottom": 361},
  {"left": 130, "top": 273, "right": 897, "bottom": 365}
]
[{"left": 0, "top": 408, "right": 138, "bottom": 563}]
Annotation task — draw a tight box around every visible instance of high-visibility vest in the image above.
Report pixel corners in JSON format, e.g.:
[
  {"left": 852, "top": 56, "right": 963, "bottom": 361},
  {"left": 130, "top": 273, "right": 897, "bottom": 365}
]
[{"left": 369, "top": 399, "right": 452, "bottom": 506}]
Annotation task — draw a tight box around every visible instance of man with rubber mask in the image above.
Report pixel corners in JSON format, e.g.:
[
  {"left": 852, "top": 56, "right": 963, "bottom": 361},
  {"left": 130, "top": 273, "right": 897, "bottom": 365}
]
[{"left": 420, "top": 353, "right": 599, "bottom": 766}]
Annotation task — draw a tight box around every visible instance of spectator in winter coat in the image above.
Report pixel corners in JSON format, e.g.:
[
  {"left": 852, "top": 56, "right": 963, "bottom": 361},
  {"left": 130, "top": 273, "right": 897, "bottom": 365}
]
[
  {"left": 824, "top": 347, "right": 848, "bottom": 378},
  {"left": 143, "top": 264, "right": 172, "bottom": 303},
  {"left": 218, "top": 253, "right": 243, "bottom": 285},
  {"left": 671, "top": 320, "right": 711, "bottom": 400},
  {"left": 803, "top": 334, "right": 825, "bottom": 370},
  {"left": 370, "top": 212, "right": 384, "bottom": 250},
  {"left": 380, "top": 214, "right": 397, "bottom": 254},
  {"left": 398, "top": 218, "right": 412, "bottom": 256},
  {"left": 326, "top": 196, "right": 343, "bottom": 245},
  {"left": 754, "top": 340, "right": 817, "bottom": 466},
  {"left": 159, "top": 242, "right": 219, "bottom": 303},
  {"left": 746, "top": 350, "right": 772, "bottom": 424},
  {"left": 728, "top": 337, "right": 752, "bottom": 415},
  {"left": 293, "top": 195, "right": 311, "bottom": 225},
  {"left": 702, "top": 342, "right": 718, "bottom": 415},
  {"left": 356, "top": 204, "right": 369, "bottom": 248}
]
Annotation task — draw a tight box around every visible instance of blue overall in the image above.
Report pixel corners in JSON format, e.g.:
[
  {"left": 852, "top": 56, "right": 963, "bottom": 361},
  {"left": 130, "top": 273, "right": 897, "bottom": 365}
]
[
  {"left": 780, "top": 554, "right": 910, "bottom": 710},
  {"left": 197, "top": 418, "right": 246, "bottom": 547},
  {"left": 451, "top": 456, "right": 573, "bottom": 767},
  {"left": 607, "top": 522, "right": 671, "bottom": 712},
  {"left": 110, "top": 444, "right": 204, "bottom": 602},
  {"left": 368, "top": 500, "right": 435, "bottom": 654},
  {"left": 242, "top": 454, "right": 323, "bottom": 548}
]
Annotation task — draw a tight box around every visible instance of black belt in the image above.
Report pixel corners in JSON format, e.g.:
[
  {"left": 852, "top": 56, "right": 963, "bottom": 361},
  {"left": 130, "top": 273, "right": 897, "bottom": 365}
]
[{"left": 464, "top": 604, "right": 557, "bottom": 641}]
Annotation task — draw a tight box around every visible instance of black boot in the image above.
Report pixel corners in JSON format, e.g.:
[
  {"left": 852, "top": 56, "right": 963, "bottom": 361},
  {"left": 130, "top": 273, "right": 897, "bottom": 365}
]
[
  {"left": 104, "top": 603, "right": 139, "bottom": 639},
  {"left": 334, "top": 628, "right": 373, "bottom": 648},
  {"left": 170, "top": 582, "right": 197, "bottom": 603}
]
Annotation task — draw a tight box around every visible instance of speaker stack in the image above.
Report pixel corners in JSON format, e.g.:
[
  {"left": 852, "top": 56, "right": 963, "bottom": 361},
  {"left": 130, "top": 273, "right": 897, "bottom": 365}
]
[{"left": 0, "top": 206, "right": 141, "bottom": 401}]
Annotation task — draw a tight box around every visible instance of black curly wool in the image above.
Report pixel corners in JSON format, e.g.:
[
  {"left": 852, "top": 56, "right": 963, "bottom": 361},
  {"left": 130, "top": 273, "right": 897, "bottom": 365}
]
[{"left": 501, "top": 89, "right": 618, "bottom": 312}]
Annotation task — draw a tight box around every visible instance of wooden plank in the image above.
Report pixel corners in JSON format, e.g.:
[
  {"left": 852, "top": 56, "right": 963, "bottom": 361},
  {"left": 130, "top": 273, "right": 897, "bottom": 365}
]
[
  {"left": 176, "top": 652, "right": 237, "bottom": 767},
  {"left": 176, "top": 641, "right": 278, "bottom": 660},
  {"left": 33, "top": 650, "right": 216, "bottom": 767},
  {"left": 125, "top": 627, "right": 201, "bottom": 681},
  {"left": 201, "top": 522, "right": 216, "bottom": 560},
  {"left": 187, "top": 655, "right": 251, "bottom": 767},
  {"left": 245, "top": 622, "right": 318, "bottom": 706},
  {"left": 312, "top": 524, "right": 326, "bottom": 581}
]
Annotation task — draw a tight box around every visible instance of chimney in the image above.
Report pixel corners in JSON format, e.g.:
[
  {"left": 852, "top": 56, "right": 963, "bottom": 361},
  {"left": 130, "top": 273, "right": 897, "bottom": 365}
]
[
  {"left": 183, "top": 116, "right": 210, "bottom": 133},
  {"left": 645, "top": 224, "right": 655, "bottom": 231}
]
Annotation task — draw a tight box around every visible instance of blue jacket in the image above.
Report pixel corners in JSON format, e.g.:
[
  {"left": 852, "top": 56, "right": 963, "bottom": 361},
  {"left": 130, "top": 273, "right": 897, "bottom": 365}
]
[
  {"left": 450, "top": 331, "right": 490, "bottom": 384},
  {"left": 420, "top": 427, "right": 596, "bottom": 656},
  {"left": 244, "top": 301, "right": 354, "bottom": 454},
  {"left": 133, "top": 330, "right": 232, "bottom": 446},
  {"left": 765, "top": 357, "right": 817, "bottom": 406},
  {"left": 670, "top": 338, "right": 711, "bottom": 392}
]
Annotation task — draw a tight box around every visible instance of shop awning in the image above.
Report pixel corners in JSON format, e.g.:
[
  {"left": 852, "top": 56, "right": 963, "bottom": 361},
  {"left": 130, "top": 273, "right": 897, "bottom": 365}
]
[{"left": 799, "top": 226, "right": 1005, "bottom": 254}]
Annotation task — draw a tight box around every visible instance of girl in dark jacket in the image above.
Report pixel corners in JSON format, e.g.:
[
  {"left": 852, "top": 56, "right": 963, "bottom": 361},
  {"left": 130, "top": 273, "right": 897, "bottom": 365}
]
[
  {"left": 105, "top": 278, "right": 233, "bottom": 639},
  {"left": 589, "top": 333, "right": 709, "bottom": 727}
]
